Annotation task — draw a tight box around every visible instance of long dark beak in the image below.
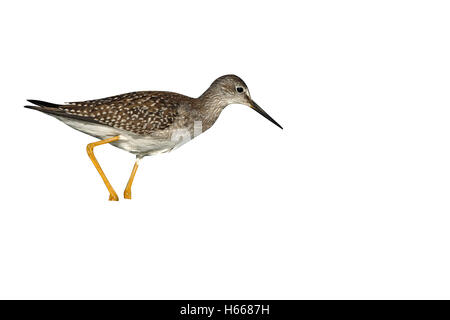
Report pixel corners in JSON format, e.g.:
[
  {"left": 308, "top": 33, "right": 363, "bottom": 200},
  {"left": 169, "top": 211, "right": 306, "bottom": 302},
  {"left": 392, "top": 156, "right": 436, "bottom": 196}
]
[{"left": 250, "top": 100, "right": 283, "bottom": 129}]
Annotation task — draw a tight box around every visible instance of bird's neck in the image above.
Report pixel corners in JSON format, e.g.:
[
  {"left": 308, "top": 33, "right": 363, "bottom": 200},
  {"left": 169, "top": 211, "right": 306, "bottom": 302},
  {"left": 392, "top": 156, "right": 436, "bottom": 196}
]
[{"left": 195, "top": 88, "right": 228, "bottom": 131}]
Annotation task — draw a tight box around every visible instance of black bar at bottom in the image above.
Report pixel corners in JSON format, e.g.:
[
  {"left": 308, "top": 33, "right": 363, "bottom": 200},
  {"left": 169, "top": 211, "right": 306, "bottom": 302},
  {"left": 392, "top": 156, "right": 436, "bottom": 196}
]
[{"left": 0, "top": 300, "right": 448, "bottom": 319}]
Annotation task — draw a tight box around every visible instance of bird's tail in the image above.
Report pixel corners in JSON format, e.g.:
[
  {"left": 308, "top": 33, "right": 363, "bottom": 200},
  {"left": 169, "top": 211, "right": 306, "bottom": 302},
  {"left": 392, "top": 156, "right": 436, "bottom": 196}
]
[
  {"left": 24, "top": 99, "right": 99, "bottom": 123},
  {"left": 24, "top": 99, "right": 63, "bottom": 114},
  {"left": 26, "top": 99, "right": 61, "bottom": 109}
]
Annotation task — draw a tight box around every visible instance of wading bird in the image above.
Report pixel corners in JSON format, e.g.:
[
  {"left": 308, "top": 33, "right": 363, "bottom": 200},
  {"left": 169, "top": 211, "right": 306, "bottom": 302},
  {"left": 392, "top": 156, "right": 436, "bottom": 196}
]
[{"left": 26, "top": 75, "right": 282, "bottom": 200}]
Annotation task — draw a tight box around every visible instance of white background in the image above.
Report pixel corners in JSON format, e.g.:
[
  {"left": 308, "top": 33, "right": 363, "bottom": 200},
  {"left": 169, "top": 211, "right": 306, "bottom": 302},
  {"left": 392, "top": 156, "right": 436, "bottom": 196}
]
[{"left": 0, "top": 0, "right": 449, "bottom": 299}]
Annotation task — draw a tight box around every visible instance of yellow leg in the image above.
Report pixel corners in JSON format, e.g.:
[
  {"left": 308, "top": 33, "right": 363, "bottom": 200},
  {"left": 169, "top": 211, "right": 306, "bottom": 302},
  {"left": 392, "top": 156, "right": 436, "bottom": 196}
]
[
  {"left": 124, "top": 158, "right": 140, "bottom": 199},
  {"left": 86, "top": 136, "right": 120, "bottom": 201}
]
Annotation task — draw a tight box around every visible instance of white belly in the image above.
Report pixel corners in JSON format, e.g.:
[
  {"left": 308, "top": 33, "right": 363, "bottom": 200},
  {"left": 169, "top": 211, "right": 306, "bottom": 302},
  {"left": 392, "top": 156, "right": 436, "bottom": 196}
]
[{"left": 55, "top": 116, "right": 179, "bottom": 156}]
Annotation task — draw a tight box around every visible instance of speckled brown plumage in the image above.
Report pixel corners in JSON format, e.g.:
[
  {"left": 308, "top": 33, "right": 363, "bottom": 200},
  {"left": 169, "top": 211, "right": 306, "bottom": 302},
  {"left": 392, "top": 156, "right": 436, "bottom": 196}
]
[{"left": 41, "top": 91, "right": 190, "bottom": 135}]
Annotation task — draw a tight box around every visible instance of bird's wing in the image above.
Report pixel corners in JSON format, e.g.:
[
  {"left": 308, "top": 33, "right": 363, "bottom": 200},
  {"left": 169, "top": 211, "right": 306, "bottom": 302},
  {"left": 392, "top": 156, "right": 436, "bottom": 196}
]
[{"left": 27, "top": 91, "right": 182, "bottom": 135}]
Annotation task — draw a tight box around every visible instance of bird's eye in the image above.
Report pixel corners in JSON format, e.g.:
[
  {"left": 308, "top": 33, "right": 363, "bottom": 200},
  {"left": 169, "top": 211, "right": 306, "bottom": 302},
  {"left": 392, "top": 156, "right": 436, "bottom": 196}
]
[{"left": 236, "top": 87, "right": 244, "bottom": 93}]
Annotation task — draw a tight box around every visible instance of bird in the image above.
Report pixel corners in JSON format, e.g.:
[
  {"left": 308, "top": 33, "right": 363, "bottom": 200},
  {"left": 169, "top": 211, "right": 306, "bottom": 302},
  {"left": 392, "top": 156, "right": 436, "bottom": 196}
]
[{"left": 25, "top": 74, "right": 283, "bottom": 201}]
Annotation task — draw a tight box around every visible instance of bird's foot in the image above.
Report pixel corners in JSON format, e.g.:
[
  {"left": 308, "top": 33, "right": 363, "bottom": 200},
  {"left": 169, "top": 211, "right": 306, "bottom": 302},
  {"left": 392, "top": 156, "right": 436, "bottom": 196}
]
[
  {"left": 124, "top": 190, "right": 132, "bottom": 200},
  {"left": 109, "top": 192, "right": 119, "bottom": 201}
]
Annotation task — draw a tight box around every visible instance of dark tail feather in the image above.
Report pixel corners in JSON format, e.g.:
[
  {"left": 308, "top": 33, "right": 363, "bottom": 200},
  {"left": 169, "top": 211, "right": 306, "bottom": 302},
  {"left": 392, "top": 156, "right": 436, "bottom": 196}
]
[
  {"left": 24, "top": 104, "right": 101, "bottom": 125},
  {"left": 24, "top": 105, "right": 63, "bottom": 115},
  {"left": 24, "top": 105, "right": 40, "bottom": 111},
  {"left": 27, "top": 99, "right": 61, "bottom": 109}
]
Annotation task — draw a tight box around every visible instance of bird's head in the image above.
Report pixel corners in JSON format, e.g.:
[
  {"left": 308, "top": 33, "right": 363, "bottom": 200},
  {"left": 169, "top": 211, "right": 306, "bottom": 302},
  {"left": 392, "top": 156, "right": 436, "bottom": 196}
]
[{"left": 202, "top": 74, "right": 283, "bottom": 129}]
